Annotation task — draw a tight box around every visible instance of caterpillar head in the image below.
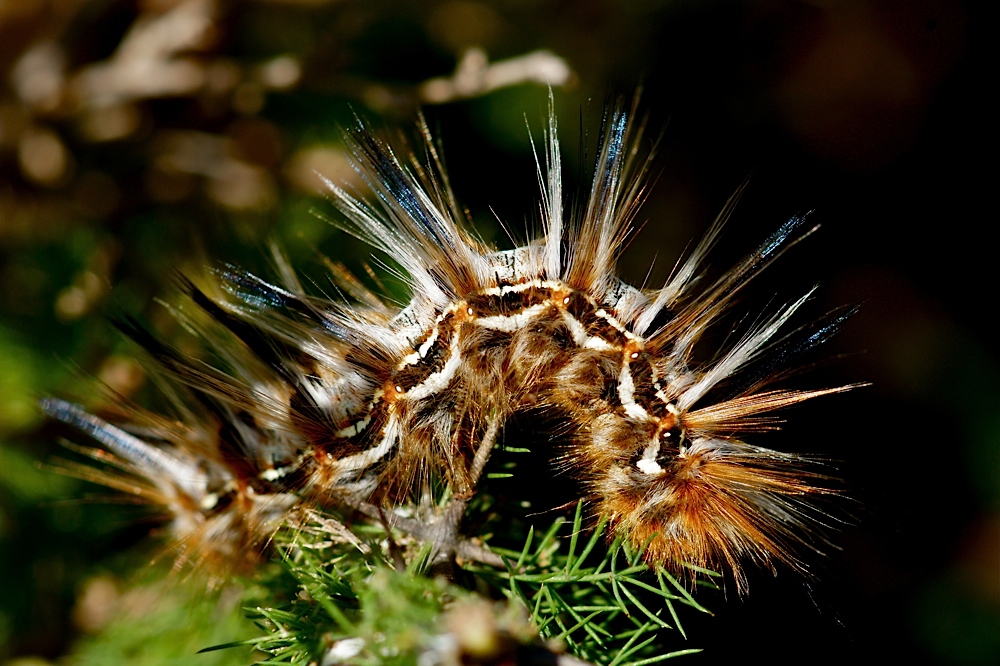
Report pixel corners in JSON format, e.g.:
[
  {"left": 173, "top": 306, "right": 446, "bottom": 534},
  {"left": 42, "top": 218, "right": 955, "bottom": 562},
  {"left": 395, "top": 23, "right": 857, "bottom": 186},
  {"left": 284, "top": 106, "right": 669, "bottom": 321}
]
[{"left": 561, "top": 312, "right": 855, "bottom": 591}]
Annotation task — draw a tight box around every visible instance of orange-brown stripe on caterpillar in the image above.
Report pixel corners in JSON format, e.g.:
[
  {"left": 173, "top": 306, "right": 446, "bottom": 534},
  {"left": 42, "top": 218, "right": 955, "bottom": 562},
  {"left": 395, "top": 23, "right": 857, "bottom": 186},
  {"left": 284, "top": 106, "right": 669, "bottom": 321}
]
[{"left": 42, "top": 95, "right": 857, "bottom": 591}]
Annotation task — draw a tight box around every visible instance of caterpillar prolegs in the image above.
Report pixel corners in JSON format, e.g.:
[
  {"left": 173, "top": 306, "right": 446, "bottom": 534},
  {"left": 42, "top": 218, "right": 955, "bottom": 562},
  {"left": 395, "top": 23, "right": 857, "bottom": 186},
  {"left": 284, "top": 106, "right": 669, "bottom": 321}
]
[{"left": 43, "top": 98, "right": 855, "bottom": 590}]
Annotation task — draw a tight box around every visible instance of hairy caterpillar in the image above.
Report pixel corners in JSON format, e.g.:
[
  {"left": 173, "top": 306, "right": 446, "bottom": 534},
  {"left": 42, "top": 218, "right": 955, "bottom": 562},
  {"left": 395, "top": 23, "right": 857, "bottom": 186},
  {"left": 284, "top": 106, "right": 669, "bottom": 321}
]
[{"left": 43, "top": 97, "right": 855, "bottom": 591}]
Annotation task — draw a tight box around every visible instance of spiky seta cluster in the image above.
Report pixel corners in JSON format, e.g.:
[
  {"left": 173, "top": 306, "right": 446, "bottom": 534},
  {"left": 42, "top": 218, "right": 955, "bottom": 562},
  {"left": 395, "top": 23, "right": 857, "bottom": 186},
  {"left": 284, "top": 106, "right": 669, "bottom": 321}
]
[{"left": 44, "top": 98, "right": 854, "bottom": 590}]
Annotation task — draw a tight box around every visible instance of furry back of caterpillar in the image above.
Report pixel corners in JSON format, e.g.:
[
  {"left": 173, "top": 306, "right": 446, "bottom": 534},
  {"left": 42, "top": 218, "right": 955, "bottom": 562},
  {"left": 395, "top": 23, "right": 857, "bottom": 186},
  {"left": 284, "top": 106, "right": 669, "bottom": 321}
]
[{"left": 43, "top": 94, "right": 859, "bottom": 593}]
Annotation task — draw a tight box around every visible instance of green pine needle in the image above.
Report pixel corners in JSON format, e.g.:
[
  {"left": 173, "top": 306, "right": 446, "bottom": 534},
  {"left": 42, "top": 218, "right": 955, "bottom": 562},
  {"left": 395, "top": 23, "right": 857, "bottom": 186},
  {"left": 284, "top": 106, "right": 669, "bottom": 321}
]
[{"left": 182, "top": 498, "right": 717, "bottom": 665}]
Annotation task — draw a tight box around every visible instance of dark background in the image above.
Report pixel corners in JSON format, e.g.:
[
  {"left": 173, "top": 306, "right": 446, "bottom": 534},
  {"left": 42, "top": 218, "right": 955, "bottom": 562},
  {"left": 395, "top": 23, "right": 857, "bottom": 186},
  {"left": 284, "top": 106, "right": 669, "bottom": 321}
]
[{"left": 0, "top": 1, "right": 994, "bottom": 664}]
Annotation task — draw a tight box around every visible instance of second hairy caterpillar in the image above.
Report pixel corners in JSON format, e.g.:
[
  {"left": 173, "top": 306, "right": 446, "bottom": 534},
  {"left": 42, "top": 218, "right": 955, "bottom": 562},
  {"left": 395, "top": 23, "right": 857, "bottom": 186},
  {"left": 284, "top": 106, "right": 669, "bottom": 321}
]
[{"left": 43, "top": 97, "right": 856, "bottom": 591}]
